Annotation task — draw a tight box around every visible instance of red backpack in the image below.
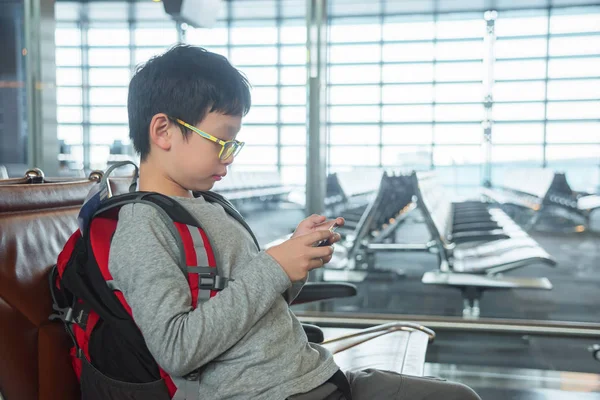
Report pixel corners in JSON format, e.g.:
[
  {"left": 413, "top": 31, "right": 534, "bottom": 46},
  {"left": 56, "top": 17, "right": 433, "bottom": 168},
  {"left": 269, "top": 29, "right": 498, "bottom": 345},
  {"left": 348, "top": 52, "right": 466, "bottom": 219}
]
[{"left": 49, "top": 167, "right": 260, "bottom": 400}]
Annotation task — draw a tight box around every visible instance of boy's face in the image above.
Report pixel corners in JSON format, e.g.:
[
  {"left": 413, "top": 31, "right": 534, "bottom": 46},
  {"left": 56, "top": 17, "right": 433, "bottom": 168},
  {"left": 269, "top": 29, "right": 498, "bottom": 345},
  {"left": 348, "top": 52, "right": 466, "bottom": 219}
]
[{"left": 151, "top": 111, "right": 242, "bottom": 194}]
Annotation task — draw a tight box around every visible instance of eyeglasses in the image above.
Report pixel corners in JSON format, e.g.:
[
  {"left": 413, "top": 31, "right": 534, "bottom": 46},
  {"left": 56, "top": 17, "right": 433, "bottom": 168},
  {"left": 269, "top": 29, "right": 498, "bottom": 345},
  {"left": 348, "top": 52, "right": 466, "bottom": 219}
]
[{"left": 173, "top": 118, "right": 245, "bottom": 161}]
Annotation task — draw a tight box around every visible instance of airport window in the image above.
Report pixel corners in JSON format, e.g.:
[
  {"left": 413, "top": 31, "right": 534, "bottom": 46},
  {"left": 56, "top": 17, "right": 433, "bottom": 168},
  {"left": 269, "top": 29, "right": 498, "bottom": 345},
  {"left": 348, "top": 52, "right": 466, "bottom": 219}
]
[
  {"left": 56, "top": 88, "right": 83, "bottom": 106},
  {"left": 54, "top": 1, "right": 600, "bottom": 190}
]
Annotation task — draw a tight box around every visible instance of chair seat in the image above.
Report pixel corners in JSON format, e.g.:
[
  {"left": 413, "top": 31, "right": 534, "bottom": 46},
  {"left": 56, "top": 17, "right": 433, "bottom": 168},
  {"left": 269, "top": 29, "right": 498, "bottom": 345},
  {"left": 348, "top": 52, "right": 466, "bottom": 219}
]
[
  {"left": 453, "top": 246, "right": 556, "bottom": 274},
  {"left": 481, "top": 187, "right": 540, "bottom": 211},
  {"left": 454, "top": 237, "right": 538, "bottom": 259},
  {"left": 422, "top": 271, "right": 553, "bottom": 290},
  {"left": 578, "top": 195, "right": 600, "bottom": 211}
]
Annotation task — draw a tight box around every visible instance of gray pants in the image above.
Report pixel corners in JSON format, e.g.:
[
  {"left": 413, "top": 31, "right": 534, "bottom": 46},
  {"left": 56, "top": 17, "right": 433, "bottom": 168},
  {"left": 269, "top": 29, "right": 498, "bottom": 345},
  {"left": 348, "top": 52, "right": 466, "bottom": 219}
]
[{"left": 288, "top": 369, "right": 482, "bottom": 400}]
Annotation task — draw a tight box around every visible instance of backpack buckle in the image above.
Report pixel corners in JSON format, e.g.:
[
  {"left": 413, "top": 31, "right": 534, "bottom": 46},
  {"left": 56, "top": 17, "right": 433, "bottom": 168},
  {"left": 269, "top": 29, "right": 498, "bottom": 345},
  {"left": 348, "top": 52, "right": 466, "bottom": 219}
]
[
  {"left": 49, "top": 302, "right": 90, "bottom": 330},
  {"left": 199, "top": 275, "right": 229, "bottom": 291},
  {"left": 188, "top": 267, "right": 232, "bottom": 291},
  {"left": 49, "top": 303, "right": 74, "bottom": 324}
]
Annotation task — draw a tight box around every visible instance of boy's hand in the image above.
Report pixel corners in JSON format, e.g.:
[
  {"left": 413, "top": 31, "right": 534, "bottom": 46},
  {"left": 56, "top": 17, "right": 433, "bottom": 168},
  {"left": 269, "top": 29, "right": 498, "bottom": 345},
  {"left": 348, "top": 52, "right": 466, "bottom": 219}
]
[
  {"left": 266, "top": 230, "right": 335, "bottom": 282},
  {"left": 292, "top": 214, "right": 345, "bottom": 246}
]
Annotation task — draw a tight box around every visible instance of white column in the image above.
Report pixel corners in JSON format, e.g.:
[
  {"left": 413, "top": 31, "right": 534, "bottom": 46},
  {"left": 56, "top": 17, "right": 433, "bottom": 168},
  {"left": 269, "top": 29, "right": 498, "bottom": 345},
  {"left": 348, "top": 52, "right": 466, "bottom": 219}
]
[
  {"left": 482, "top": 10, "right": 497, "bottom": 187},
  {"left": 305, "top": 0, "right": 327, "bottom": 216},
  {"left": 24, "top": 0, "right": 58, "bottom": 175}
]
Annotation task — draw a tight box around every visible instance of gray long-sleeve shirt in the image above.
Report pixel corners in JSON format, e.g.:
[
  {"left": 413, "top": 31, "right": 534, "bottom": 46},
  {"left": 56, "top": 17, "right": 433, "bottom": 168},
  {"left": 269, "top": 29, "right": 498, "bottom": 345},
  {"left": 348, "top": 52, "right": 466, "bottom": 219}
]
[{"left": 108, "top": 194, "right": 339, "bottom": 399}]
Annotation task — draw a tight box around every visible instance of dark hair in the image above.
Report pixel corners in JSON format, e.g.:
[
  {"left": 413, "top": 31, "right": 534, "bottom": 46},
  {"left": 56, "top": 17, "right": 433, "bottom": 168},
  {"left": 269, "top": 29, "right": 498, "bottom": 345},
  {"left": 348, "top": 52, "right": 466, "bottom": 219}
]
[{"left": 127, "top": 44, "right": 251, "bottom": 161}]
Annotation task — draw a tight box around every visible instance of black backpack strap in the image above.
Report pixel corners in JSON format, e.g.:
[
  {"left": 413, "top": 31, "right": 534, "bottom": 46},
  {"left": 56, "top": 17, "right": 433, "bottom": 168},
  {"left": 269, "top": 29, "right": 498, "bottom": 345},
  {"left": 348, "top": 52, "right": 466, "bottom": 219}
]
[
  {"left": 327, "top": 370, "right": 353, "bottom": 400},
  {"left": 94, "top": 191, "right": 233, "bottom": 292},
  {"left": 101, "top": 190, "right": 260, "bottom": 251},
  {"left": 48, "top": 264, "right": 82, "bottom": 352},
  {"left": 95, "top": 192, "right": 199, "bottom": 227},
  {"left": 197, "top": 190, "right": 261, "bottom": 251}
]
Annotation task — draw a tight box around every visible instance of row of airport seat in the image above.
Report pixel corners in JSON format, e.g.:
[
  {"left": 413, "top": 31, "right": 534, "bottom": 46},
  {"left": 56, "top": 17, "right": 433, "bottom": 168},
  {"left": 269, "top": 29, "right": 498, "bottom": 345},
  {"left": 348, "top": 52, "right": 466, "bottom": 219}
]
[
  {"left": 483, "top": 168, "right": 600, "bottom": 231},
  {"left": 212, "top": 169, "right": 292, "bottom": 205},
  {"left": 415, "top": 172, "right": 556, "bottom": 274},
  {"left": 546, "top": 173, "right": 600, "bottom": 226},
  {"left": 325, "top": 169, "right": 384, "bottom": 213},
  {"left": 324, "top": 173, "right": 347, "bottom": 209},
  {"left": 335, "top": 169, "right": 384, "bottom": 199},
  {"left": 322, "top": 169, "right": 555, "bottom": 318},
  {"left": 0, "top": 170, "right": 434, "bottom": 400},
  {"left": 413, "top": 172, "right": 555, "bottom": 317},
  {"left": 337, "top": 172, "right": 417, "bottom": 275}
]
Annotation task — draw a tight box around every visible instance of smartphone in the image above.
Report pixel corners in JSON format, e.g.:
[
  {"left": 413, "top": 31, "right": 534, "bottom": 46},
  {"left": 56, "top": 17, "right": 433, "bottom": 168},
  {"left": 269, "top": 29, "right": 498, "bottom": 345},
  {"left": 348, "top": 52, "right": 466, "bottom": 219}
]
[{"left": 313, "top": 222, "right": 338, "bottom": 247}]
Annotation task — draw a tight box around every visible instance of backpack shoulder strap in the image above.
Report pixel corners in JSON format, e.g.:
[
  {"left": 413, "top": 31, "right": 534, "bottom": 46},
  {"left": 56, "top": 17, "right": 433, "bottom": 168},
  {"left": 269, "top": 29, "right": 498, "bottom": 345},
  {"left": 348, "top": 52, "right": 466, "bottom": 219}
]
[
  {"left": 94, "top": 192, "right": 226, "bottom": 308},
  {"left": 197, "top": 190, "right": 261, "bottom": 251}
]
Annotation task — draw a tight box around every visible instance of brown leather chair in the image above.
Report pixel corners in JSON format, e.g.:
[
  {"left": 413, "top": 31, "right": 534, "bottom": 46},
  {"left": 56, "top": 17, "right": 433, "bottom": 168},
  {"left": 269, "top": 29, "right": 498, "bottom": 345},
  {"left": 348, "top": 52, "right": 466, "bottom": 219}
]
[{"left": 0, "top": 176, "right": 131, "bottom": 400}]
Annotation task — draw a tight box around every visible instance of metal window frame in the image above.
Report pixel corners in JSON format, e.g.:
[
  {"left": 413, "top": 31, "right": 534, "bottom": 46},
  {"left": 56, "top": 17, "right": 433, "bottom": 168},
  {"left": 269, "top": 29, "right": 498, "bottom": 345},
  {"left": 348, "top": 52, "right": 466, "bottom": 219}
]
[{"left": 54, "top": 1, "right": 600, "bottom": 184}]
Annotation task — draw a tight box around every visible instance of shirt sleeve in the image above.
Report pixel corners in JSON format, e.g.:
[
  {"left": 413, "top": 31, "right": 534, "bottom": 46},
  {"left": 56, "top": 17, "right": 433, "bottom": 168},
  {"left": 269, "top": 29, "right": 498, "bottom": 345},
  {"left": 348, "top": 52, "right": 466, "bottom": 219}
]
[{"left": 284, "top": 279, "right": 307, "bottom": 304}]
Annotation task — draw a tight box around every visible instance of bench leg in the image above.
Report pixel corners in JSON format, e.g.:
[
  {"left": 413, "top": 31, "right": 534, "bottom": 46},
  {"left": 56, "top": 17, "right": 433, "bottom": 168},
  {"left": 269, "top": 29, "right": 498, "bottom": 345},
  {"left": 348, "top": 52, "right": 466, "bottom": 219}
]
[
  {"left": 525, "top": 210, "right": 543, "bottom": 231},
  {"left": 460, "top": 287, "right": 483, "bottom": 319},
  {"left": 462, "top": 299, "right": 481, "bottom": 319},
  {"left": 590, "top": 344, "right": 600, "bottom": 362}
]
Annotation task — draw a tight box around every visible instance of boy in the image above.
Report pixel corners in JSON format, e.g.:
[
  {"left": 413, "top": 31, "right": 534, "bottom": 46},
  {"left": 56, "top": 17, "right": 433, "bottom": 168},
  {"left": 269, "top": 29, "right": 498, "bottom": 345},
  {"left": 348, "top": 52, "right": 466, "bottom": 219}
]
[{"left": 109, "top": 45, "right": 481, "bottom": 400}]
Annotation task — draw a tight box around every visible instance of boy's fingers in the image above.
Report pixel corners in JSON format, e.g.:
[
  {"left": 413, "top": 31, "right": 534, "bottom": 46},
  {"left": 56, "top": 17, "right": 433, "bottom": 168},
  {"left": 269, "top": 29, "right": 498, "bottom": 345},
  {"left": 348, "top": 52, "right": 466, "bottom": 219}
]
[
  {"left": 321, "top": 254, "right": 333, "bottom": 264},
  {"left": 308, "top": 257, "right": 326, "bottom": 270},
  {"left": 328, "top": 233, "right": 342, "bottom": 244},
  {"left": 320, "top": 233, "right": 342, "bottom": 246},
  {"left": 302, "top": 229, "right": 332, "bottom": 245},
  {"left": 314, "top": 218, "right": 336, "bottom": 230},
  {"left": 315, "top": 217, "right": 344, "bottom": 230},
  {"left": 306, "top": 214, "right": 326, "bottom": 225},
  {"left": 308, "top": 245, "right": 334, "bottom": 259}
]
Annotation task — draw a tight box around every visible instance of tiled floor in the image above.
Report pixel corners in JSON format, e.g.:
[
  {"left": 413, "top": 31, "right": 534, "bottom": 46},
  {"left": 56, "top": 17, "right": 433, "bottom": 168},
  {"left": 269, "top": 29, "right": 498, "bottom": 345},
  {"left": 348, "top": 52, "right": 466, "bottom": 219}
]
[
  {"left": 466, "top": 387, "right": 600, "bottom": 400},
  {"left": 426, "top": 363, "right": 600, "bottom": 399}
]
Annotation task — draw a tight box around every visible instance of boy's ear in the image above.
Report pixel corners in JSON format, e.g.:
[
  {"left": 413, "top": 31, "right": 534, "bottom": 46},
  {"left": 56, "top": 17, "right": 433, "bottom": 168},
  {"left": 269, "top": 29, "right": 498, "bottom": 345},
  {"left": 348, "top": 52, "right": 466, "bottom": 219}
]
[{"left": 149, "top": 113, "right": 173, "bottom": 152}]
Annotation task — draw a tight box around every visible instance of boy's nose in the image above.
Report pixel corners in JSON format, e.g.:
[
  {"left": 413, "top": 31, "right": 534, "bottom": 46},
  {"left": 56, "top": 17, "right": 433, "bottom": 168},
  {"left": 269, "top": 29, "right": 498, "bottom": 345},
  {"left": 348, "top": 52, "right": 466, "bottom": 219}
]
[{"left": 222, "top": 155, "right": 235, "bottom": 165}]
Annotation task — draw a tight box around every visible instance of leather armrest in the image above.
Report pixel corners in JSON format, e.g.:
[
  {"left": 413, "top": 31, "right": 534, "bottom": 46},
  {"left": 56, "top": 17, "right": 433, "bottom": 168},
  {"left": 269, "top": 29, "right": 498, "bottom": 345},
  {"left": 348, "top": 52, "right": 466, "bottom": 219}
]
[
  {"left": 303, "top": 323, "right": 324, "bottom": 343},
  {"left": 291, "top": 282, "right": 357, "bottom": 305}
]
